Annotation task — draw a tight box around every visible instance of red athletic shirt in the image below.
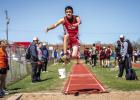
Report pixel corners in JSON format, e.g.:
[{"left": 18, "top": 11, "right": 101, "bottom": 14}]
[
  {"left": 63, "top": 15, "right": 79, "bottom": 37},
  {"left": 63, "top": 15, "right": 80, "bottom": 48}
]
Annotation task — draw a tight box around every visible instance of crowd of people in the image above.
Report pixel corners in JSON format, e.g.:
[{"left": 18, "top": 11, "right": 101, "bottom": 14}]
[
  {"left": 83, "top": 34, "right": 139, "bottom": 80},
  {"left": 27, "top": 37, "right": 72, "bottom": 83},
  {"left": 26, "top": 37, "right": 49, "bottom": 83},
  {"left": 84, "top": 44, "right": 112, "bottom": 68}
]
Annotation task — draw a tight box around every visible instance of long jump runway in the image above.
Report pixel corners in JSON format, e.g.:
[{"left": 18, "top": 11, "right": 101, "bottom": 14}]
[{"left": 63, "top": 63, "right": 107, "bottom": 95}]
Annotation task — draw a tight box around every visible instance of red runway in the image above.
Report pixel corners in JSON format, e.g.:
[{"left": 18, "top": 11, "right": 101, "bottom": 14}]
[
  {"left": 63, "top": 63, "right": 106, "bottom": 95},
  {"left": 132, "top": 63, "right": 140, "bottom": 68}
]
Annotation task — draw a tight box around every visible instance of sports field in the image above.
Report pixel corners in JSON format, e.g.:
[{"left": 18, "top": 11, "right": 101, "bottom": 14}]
[{"left": 5, "top": 61, "right": 140, "bottom": 100}]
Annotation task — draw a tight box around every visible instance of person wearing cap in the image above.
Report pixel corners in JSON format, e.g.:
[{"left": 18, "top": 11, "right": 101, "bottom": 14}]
[
  {"left": 118, "top": 34, "right": 129, "bottom": 78},
  {"left": 0, "top": 40, "right": 9, "bottom": 97},
  {"left": 29, "top": 37, "right": 40, "bottom": 82},
  {"left": 42, "top": 42, "right": 49, "bottom": 72}
]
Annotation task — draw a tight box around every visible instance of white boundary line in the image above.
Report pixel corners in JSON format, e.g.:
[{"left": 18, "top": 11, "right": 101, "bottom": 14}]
[
  {"left": 66, "top": 64, "right": 105, "bottom": 93},
  {"left": 65, "top": 64, "right": 106, "bottom": 93},
  {"left": 65, "top": 65, "right": 74, "bottom": 92},
  {"left": 83, "top": 64, "right": 106, "bottom": 92}
]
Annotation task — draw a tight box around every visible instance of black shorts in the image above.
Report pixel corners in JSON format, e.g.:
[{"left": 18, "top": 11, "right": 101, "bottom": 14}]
[
  {"left": 106, "top": 56, "right": 110, "bottom": 60},
  {"left": 0, "top": 68, "right": 8, "bottom": 74}
]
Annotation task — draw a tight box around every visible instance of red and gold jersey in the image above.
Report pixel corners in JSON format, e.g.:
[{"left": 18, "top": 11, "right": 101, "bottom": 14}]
[
  {"left": 63, "top": 15, "right": 80, "bottom": 48},
  {"left": 63, "top": 15, "right": 79, "bottom": 37}
]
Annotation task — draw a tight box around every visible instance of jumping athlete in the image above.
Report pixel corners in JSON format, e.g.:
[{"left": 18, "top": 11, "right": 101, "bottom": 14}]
[{"left": 46, "top": 6, "right": 81, "bottom": 64}]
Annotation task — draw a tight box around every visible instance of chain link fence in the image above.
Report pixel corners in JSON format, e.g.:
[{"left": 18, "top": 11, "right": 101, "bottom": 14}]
[
  {"left": 6, "top": 45, "right": 53, "bottom": 84},
  {"left": 6, "top": 46, "right": 31, "bottom": 84}
]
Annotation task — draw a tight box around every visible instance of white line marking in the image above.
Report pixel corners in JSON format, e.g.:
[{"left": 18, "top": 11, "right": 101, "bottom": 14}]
[
  {"left": 65, "top": 64, "right": 106, "bottom": 93},
  {"left": 83, "top": 64, "right": 106, "bottom": 91},
  {"left": 65, "top": 65, "right": 74, "bottom": 92}
]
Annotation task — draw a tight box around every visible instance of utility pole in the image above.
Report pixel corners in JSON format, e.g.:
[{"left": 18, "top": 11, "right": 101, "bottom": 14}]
[
  {"left": 5, "top": 10, "right": 10, "bottom": 42},
  {"left": 5, "top": 10, "right": 12, "bottom": 81}
]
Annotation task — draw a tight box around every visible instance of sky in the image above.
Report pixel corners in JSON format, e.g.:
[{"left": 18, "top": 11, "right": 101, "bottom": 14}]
[{"left": 0, "top": 0, "right": 140, "bottom": 44}]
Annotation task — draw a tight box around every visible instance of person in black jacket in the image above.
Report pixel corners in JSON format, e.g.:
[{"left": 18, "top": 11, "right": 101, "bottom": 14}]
[
  {"left": 30, "top": 37, "right": 40, "bottom": 83},
  {"left": 42, "top": 43, "right": 49, "bottom": 72}
]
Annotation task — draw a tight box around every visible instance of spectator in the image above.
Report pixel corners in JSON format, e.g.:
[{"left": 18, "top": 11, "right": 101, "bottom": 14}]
[
  {"left": 99, "top": 47, "right": 106, "bottom": 67},
  {"left": 36, "top": 42, "right": 43, "bottom": 81},
  {"left": 105, "top": 46, "right": 112, "bottom": 67},
  {"left": 138, "top": 49, "right": 140, "bottom": 61},
  {"left": 0, "top": 40, "right": 8, "bottom": 97},
  {"left": 60, "top": 49, "right": 64, "bottom": 57},
  {"left": 115, "top": 40, "right": 121, "bottom": 67},
  {"left": 118, "top": 35, "right": 132, "bottom": 78},
  {"left": 84, "top": 48, "right": 90, "bottom": 64},
  {"left": 133, "top": 48, "right": 138, "bottom": 63},
  {"left": 29, "top": 37, "right": 40, "bottom": 83},
  {"left": 42, "top": 43, "right": 49, "bottom": 72},
  {"left": 91, "top": 43, "right": 98, "bottom": 67},
  {"left": 59, "top": 49, "right": 64, "bottom": 62},
  {"left": 52, "top": 49, "right": 58, "bottom": 64}
]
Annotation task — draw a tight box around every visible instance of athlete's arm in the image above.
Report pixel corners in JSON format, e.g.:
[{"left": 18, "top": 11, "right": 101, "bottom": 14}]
[
  {"left": 46, "top": 18, "right": 64, "bottom": 33},
  {"left": 72, "top": 16, "right": 81, "bottom": 27}
]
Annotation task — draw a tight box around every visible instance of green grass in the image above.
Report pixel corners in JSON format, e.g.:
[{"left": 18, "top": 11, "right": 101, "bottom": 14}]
[
  {"left": 7, "top": 60, "right": 140, "bottom": 93},
  {"left": 88, "top": 64, "right": 140, "bottom": 91},
  {"left": 7, "top": 62, "right": 73, "bottom": 93}
]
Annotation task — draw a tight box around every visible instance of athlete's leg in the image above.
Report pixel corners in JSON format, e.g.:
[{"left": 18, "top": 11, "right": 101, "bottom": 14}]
[
  {"left": 107, "top": 59, "right": 110, "bottom": 67},
  {"left": 77, "top": 49, "right": 80, "bottom": 64},
  {"left": 63, "top": 34, "right": 69, "bottom": 54},
  {"left": 72, "top": 45, "right": 80, "bottom": 64},
  {"left": 105, "top": 59, "right": 108, "bottom": 67},
  {"left": 63, "top": 34, "right": 69, "bottom": 66},
  {"left": 72, "top": 45, "right": 78, "bottom": 58}
]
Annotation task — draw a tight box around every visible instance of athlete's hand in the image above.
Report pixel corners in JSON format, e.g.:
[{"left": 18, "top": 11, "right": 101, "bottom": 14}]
[
  {"left": 72, "top": 23, "right": 79, "bottom": 27},
  {"left": 45, "top": 27, "right": 49, "bottom": 34}
]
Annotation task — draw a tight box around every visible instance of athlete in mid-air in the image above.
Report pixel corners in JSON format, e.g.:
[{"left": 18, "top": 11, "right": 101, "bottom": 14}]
[{"left": 46, "top": 6, "right": 81, "bottom": 65}]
